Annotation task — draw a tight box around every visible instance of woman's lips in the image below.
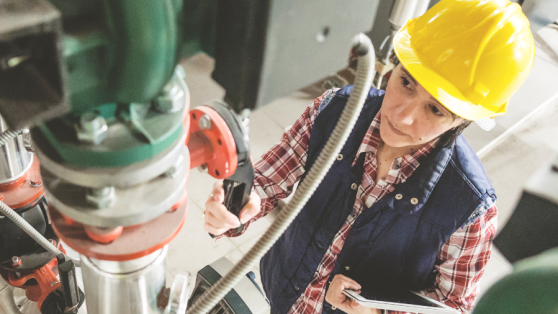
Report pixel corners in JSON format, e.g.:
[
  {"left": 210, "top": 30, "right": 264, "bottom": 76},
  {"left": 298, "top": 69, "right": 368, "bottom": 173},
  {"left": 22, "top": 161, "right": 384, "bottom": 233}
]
[{"left": 386, "top": 118, "right": 407, "bottom": 137}]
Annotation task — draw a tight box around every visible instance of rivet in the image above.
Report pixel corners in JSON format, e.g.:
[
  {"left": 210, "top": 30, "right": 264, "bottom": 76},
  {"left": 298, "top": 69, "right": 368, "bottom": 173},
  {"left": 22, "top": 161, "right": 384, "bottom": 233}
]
[
  {"left": 332, "top": 306, "right": 337, "bottom": 310},
  {"left": 345, "top": 266, "right": 350, "bottom": 271},
  {"left": 411, "top": 198, "right": 419, "bottom": 205},
  {"left": 336, "top": 154, "right": 343, "bottom": 161},
  {"left": 351, "top": 183, "right": 358, "bottom": 190},
  {"left": 395, "top": 194, "right": 403, "bottom": 200}
]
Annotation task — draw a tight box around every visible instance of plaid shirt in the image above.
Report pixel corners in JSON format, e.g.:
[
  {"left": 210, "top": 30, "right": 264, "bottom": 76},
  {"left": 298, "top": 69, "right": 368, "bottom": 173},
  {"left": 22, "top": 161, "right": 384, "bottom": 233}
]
[{"left": 232, "top": 89, "right": 498, "bottom": 314}]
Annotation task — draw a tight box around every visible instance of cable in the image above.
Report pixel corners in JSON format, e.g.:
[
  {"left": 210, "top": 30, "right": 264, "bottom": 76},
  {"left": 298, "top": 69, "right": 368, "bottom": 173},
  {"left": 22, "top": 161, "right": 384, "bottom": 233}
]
[
  {"left": 186, "top": 33, "right": 375, "bottom": 314},
  {"left": 0, "top": 130, "right": 20, "bottom": 146},
  {"left": 0, "top": 201, "right": 63, "bottom": 256}
]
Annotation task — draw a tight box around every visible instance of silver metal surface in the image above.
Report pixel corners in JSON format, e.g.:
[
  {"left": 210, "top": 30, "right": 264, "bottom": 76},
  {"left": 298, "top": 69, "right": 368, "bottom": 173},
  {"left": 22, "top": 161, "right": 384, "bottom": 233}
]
[
  {"left": 42, "top": 146, "right": 188, "bottom": 227},
  {"left": 86, "top": 186, "right": 116, "bottom": 209},
  {"left": 198, "top": 114, "right": 212, "bottom": 130},
  {"left": 0, "top": 117, "right": 33, "bottom": 183},
  {"left": 35, "top": 134, "right": 187, "bottom": 188},
  {"left": 0, "top": 278, "right": 23, "bottom": 314},
  {"left": 75, "top": 112, "right": 108, "bottom": 145},
  {"left": 42, "top": 161, "right": 187, "bottom": 227},
  {"left": 81, "top": 247, "right": 168, "bottom": 314},
  {"left": 166, "top": 273, "right": 189, "bottom": 314},
  {"left": 154, "top": 80, "right": 186, "bottom": 114},
  {"left": 210, "top": 257, "right": 270, "bottom": 314}
]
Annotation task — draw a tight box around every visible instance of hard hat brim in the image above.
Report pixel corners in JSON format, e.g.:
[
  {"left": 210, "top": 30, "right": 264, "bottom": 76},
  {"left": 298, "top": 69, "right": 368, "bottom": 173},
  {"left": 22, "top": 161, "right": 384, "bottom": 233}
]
[{"left": 393, "top": 22, "right": 505, "bottom": 121}]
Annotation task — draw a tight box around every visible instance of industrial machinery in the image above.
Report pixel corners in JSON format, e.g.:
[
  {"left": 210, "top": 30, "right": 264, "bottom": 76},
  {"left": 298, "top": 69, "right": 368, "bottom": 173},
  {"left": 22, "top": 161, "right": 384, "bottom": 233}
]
[
  {"left": 2, "top": 0, "right": 557, "bottom": 314},
  {"left": 0, "top": 0, "right": 378, "bottom": 313}
]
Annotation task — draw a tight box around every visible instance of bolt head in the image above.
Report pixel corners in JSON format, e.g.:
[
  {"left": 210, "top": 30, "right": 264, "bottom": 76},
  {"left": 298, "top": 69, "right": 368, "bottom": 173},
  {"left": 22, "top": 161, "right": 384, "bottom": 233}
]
[
  {"left": 153, "top": 82, "right": 185, "bottom": 113},
  {"left": 11, "top": 256, "right": 21, "bottom": 267},
  {"left": 198, "top": 114, "right": 212, "bottom": 130},
  {"left": 76, "top": 112, "right": 108, "bottom": 145},
  {"left": 86, "top": 187, "right": 116, "bottom": 209}
]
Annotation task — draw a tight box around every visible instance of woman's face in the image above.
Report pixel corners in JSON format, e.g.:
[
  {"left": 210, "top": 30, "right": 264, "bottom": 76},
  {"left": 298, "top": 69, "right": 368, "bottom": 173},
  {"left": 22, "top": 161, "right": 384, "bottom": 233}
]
[{"left": 380, "top": 64, "right": 464, "bottom": 148}]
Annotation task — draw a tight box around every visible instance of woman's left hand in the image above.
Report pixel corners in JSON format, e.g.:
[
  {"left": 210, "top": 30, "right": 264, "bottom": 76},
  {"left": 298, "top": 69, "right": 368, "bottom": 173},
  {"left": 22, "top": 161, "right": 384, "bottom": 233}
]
[{"left": 325, "top": 275, "right": 381, "bottom": 314}]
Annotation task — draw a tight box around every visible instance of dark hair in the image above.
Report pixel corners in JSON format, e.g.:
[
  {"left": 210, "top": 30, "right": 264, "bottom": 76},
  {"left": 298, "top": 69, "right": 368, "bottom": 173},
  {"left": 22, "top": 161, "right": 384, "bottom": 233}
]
[
  {"left": 438, "top": 118, "right": 473, "bottom": 148},
  {"left": 390, "top": 55, "right": 472, "bottom": 148}
]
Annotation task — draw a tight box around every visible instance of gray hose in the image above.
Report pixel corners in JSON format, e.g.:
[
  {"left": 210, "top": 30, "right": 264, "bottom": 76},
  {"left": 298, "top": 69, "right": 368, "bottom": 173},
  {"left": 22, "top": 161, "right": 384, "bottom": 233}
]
[
  {"left": 0, "top": 201, "right": 63, "bottom": 256},
  {"left": 187, "top": 33, "right": 375, "bottom": 314},
  {"left": 0, "top": 130, "right": 19, "bottom": 146}
]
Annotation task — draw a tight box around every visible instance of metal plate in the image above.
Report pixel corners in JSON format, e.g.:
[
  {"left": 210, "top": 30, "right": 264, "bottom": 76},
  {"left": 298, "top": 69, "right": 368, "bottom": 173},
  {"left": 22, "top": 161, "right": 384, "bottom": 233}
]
[
  {"left": 35, "top": 134, "right": 188, "bottom": 189},
  {"left": 0, "top": 0, "right": 69, "bottom": 129},
  {"left": 212, "top": 0, "right": 379, "bottom": 111},
  {"left": 50, "top": 203, "right": 186, "bottom": 261},
  {"left": 42, "top": 159, "right": 188, "bottom": 228}
]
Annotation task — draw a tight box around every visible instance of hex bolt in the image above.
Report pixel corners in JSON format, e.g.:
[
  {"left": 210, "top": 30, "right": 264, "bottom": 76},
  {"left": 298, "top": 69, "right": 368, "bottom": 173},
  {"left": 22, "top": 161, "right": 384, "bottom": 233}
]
[
  {"left": 199, "top": 114, "right": 212, "bottom": 130},
  {"left": 86, "top": 186, "right": 116, "bottom": 209},
  {"left": 76, "top": 111, "right": 108, "bottom": 145},
  {"left": 12, "top": 256, "right": 21, "bottom": 268},
  {"left": 153, "top": 82, "right": 185, "bottom": 113}
]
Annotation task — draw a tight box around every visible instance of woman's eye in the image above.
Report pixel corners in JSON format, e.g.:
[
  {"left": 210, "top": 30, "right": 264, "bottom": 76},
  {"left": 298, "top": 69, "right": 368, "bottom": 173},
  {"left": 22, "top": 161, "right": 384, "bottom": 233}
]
[
  {"left": 430, "top": 105, "right": 444, "bottom": 117},
  {"left": 400, "top": 77, "right": 411, "bottom": 89}
]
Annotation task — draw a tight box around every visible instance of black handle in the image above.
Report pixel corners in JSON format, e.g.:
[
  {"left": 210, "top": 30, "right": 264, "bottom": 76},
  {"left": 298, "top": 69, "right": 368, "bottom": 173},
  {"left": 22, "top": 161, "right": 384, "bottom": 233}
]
[
  {"left": 205, "top": 101, "right": 254, "bottom": 238},
  {"left": 222, "top": 160, "right": 255, "bottom": 234},
  {"left": 56, "top": 254, "right": 80, "bottom": 313}
]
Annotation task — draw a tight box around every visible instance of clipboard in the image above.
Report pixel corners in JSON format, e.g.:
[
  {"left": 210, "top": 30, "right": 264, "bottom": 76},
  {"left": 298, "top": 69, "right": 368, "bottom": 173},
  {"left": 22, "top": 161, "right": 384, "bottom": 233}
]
[{"left": 343, "top": 288, "right": 459, "bottom": 314}]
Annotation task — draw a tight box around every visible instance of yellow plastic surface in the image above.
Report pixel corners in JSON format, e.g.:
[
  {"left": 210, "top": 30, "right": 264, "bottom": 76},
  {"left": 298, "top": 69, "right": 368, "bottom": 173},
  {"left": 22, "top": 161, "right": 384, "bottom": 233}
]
[{"left": 393, "top": 0, "right": 535, "bottom": 120}]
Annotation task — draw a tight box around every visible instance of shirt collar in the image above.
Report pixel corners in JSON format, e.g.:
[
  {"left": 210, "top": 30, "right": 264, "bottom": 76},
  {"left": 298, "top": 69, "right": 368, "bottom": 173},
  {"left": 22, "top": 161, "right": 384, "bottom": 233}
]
[{"left": 352, "top": 111, "right": 439, "bottom": 181}]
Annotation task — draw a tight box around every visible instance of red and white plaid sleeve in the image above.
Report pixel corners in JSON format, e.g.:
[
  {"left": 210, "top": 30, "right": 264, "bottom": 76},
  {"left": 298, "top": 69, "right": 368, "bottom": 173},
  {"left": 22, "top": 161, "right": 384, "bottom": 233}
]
[
  {"left": 386, "top": 205, "right": 498, "bottom": 314},
  {"left": 224, "top": 89, "right": 337, "bottom": 237}
]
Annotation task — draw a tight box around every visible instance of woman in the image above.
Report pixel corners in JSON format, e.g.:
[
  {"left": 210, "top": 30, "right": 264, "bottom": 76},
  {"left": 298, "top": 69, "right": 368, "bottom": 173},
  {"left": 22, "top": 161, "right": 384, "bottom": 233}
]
[{"left": 204, "top": 0, "right": 535, "bottom": 313}]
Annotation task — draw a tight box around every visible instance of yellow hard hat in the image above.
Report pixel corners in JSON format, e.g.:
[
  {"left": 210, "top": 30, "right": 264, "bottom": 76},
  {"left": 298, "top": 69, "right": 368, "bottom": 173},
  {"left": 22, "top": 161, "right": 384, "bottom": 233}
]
[{"left": 393, "top": 0, "right": 535, "bottom": 121}]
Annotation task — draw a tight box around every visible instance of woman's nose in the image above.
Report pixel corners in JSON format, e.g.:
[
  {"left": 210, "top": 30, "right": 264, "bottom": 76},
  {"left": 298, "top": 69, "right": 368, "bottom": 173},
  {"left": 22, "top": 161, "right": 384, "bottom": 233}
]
[{"left": 394, "top": 101, "right": 418, "bottom": 125}]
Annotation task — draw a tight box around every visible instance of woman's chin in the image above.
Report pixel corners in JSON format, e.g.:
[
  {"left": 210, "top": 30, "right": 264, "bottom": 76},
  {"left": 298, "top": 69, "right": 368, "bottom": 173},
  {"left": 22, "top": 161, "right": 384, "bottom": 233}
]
[{"left": 379, "top": 125, "right": 412, "bottom": 148}]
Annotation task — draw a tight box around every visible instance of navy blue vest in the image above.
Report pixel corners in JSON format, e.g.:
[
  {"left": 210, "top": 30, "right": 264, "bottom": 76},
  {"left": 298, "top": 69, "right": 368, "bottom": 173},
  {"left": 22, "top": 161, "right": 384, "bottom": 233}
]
[{"left": 260, "top": 86, "right": 496, "bottom": 314}]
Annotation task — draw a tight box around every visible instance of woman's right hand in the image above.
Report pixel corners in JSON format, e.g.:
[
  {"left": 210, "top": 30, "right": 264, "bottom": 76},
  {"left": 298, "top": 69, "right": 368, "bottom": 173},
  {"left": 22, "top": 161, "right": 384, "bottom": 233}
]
[{"left": 204, "top": 180, "right": 261, "bottom": 236}]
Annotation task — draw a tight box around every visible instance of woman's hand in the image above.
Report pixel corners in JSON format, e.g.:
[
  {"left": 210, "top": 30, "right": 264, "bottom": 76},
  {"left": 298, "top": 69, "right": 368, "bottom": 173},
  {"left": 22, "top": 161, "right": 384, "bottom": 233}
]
[
  {"left": 203, "top": 180, "right": 261, "bottom": 236},
  {"left": 325, "top": 275, "right": 381, "bottom": 314}
]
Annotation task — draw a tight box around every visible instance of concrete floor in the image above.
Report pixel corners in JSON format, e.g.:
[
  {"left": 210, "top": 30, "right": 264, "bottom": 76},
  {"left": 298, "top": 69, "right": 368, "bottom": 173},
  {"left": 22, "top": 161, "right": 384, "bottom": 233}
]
[{"left": 166, "top": 21, "right": 558, "bottom": 308}]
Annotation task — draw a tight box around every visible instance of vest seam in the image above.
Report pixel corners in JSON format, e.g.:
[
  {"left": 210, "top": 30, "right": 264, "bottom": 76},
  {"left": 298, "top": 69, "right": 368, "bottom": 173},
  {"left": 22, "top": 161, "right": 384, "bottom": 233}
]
[{"left": 448, "top": 159, "right": 484, "bottom": 199}]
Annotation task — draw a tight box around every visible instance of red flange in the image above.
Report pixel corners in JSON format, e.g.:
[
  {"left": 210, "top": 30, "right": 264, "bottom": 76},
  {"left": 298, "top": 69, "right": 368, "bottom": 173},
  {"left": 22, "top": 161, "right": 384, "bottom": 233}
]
[
  {"left": 7, "top": 242, "right": 66, "bottom": 310},
  {"left": 0, "top": 157, "right": 44, "bottom": 209},
  {"left": 187, "top": 106, "right": 238, "bottom": 179},
  {"left": 49, "top": 191, "right": 189, "bottom": 261}
]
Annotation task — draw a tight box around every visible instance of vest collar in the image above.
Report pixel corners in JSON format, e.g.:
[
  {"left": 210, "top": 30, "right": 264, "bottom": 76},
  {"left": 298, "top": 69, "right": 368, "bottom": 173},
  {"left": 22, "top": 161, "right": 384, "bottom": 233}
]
[{"left": 379, "top": 142, "right": 454, "bottom": 214}]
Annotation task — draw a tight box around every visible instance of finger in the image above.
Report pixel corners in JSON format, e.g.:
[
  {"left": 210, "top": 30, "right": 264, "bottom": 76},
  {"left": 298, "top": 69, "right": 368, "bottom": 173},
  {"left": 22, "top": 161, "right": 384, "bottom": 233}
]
[
  {"left": 205, "top": 199, "right": 240, "bottom": 227},
  {"left": 211, "top": 180, "right": 224, "bottom": 202},
  {"left": 346, "top": 299, "right": 361, "bottom": 309},
  {"left": 203, "top": 221, "right": 229, "bottom": 236},
  {"left": 205, "top": 209, "right": 240, "bottom": 229},
  {"left": 339, "top": 276, "right": 362, "bottom": 291},
  {"left": 239, "top": 192, "right": 261, "bottom": 224}
]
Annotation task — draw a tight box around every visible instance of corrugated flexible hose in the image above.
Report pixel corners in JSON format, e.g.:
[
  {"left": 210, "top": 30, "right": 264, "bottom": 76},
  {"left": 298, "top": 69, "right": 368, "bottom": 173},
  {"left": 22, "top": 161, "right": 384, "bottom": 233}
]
[
  {"left": 0, "top": 130, "right": 20, "bottom": 146},
  {"left": 186, "top": 33, "right": 375, "bottom": 314}
]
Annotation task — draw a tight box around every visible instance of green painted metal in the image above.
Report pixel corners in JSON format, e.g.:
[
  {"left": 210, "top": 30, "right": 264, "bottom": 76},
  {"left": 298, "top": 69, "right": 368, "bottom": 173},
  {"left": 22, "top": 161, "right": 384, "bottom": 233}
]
[
  {"left": 37, "top": 102, "right": 184, "bottom": 167},
  {"left": 36, "top": 0, "right": 217, "bottom": 167},
  {"left": 473, "top": 248, "right": 558, "bottom": 314},
  {"left": 55, "top": 0, "right": 216, "bottom": 113}
]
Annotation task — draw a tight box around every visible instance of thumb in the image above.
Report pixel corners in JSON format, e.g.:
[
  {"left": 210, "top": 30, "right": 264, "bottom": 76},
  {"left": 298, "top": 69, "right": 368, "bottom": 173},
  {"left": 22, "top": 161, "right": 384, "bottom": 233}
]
[{"left": 239, "top": 192, "right": 261, "bottom": 224}]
